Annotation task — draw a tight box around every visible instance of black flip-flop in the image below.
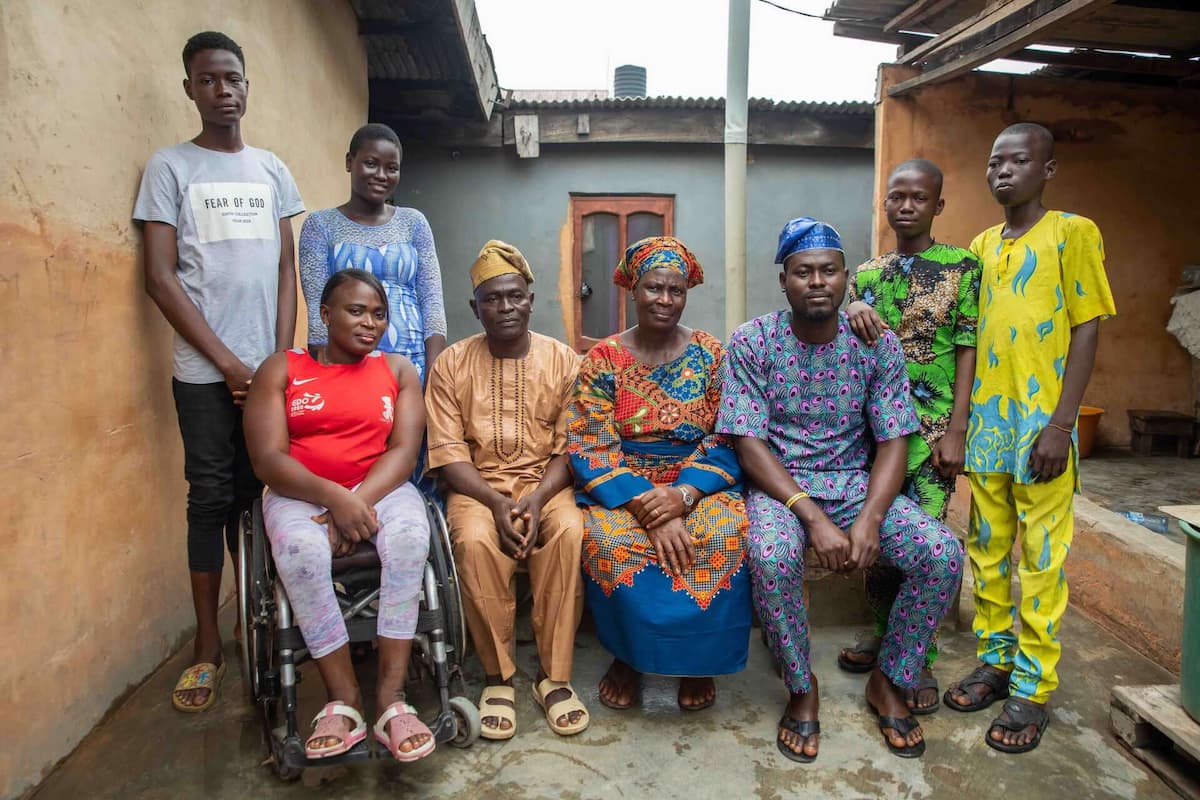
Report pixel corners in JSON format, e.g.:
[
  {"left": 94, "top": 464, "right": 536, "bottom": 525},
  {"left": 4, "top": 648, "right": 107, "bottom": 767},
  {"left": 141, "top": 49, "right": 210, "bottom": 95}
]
[
  {"left": 776, "top": 715, "right": 820, "bottom": 763},
  {"left": 837, "top": 637, "right": 881, "bottom": 674},
  {"left": 986, "top": 699, "right": 1049, "bottom": 754},
  {"left": 943, "top": 665, "right": 1010, "bottom": 712},
  {"left": 907, "top": 673, "right": 941, "bottom": 716},
  {"left": 867, "top": 700, "right": 926, "bottom": 758}
]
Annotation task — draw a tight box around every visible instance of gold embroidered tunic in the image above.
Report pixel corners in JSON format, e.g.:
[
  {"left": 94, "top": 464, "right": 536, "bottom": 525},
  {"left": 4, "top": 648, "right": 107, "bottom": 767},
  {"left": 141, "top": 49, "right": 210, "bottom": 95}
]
[{"left": 425, "top": 331, "right": 579, "bottom": 495}]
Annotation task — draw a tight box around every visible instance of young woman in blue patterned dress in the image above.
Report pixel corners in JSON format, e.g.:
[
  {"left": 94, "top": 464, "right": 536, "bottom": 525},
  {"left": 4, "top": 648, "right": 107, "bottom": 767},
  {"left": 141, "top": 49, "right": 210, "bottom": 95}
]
[{"left": 299, "top": 124, "right": 446, "bottom": 381}]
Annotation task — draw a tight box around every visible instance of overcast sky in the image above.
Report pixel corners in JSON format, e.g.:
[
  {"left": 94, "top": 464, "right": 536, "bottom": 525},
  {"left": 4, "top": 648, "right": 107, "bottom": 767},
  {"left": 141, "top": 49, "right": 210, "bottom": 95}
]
[{"left": 473, "top": 0, "right": 900, "bottom": 103}]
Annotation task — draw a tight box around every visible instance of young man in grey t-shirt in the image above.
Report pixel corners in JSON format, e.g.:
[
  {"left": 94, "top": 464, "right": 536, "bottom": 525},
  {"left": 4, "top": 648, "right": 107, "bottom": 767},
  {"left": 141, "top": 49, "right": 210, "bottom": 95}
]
[{"left": 133, "top": 31, "right": 304, "bottom": 713}]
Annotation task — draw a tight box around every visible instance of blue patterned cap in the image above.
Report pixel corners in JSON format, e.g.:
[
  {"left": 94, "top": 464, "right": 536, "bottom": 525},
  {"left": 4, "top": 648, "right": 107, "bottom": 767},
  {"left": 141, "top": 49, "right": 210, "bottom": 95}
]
[{"left": 775, "top": 217, "right": 844, "bottom": 264}]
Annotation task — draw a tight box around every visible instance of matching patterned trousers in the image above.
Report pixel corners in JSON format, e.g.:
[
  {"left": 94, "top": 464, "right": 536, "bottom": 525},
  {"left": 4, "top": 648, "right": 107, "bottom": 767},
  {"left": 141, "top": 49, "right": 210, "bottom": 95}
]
[
  {"left": 966, "top": 469, "right": 1074, "bottom": 704},
  {"left": 863, "top": 454, "right": 955, "bottom": 668},
  {"left": 747, "top": 489, "right": 963, "bottom": 694}
]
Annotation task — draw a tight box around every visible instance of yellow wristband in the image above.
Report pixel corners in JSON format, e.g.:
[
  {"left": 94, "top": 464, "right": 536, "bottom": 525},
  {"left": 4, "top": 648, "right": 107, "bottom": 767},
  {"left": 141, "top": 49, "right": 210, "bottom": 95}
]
[
  {"left": 1048, "top": 422, "right": 1073, "bottom": 435},
  {"left": 784, "top": 491, "right": 809, "bottom": 511}
]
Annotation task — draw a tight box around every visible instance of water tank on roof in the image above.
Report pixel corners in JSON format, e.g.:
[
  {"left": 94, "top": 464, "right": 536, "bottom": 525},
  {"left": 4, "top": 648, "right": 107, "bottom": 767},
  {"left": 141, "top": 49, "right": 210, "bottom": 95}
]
[{"left": 613, "top": 65, "right": 647, "bottom": 99}]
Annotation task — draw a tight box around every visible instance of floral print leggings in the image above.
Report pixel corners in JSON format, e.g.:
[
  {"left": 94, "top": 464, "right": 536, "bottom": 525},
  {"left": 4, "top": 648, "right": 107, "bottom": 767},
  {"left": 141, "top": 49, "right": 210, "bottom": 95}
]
[{"left": 263, "top": 482, "right": 429, "bottom": 659}]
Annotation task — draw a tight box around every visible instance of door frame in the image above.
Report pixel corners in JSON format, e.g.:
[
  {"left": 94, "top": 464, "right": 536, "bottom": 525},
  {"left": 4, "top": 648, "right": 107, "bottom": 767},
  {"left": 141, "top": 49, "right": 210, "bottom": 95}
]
[{"left": 569, "top": 194, "right": 675, "bottom": 350}]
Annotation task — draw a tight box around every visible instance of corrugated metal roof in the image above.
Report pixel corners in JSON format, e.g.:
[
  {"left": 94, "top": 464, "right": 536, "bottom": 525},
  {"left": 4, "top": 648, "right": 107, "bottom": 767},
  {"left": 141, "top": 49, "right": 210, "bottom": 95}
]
[
  {"left": 362, "top": 33, "right": 470, "bottom": 82},
  {"left": 351, "top": 0, "right": 500, "bottom": 121},
  {"left": 505, "top": 96, "right": 873, "bottom": 115}
]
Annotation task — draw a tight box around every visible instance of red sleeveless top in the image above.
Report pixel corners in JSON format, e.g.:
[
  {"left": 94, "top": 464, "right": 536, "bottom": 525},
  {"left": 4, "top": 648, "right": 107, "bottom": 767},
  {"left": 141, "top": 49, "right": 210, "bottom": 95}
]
[{"left": 284, "top": 349, "right": 400, "bottom": 488}]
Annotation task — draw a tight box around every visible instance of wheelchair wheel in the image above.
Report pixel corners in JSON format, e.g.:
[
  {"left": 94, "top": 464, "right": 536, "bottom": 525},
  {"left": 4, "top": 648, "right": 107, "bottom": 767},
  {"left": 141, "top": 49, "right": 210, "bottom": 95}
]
[
  {"left": 425, "top": 497, "right": 468, "bottom": 663},
  {"left": 448, "top": 696, "right": 481, "bottom": 748},
  {"left": 237, "top": 508, "right": 256, "bottom": 705},
  {"left": 239, "top": 500, "right": 273, "bottom": 705}
]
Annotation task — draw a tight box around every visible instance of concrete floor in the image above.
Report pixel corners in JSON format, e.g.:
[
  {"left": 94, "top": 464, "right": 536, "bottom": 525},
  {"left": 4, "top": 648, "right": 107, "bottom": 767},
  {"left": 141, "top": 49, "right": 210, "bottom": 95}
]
[
  {"left": 1081, "top": 448, "right": 1200, "bottom": 545},
  {"left": 33, "top": 600, "right": 1181, "bottom": 800}
]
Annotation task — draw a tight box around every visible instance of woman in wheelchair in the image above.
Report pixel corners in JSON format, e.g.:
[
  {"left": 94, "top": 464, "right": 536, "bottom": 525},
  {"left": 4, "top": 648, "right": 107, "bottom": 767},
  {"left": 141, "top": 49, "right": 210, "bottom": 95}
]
[{"left": 244, "top": 268, "right": 435, "bottom": 763}]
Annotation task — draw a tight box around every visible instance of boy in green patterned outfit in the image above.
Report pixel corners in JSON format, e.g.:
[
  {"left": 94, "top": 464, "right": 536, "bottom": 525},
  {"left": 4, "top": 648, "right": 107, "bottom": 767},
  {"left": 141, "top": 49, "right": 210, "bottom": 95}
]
[{"left": 837, "top": 159, "right": 981, "bottom": 713}]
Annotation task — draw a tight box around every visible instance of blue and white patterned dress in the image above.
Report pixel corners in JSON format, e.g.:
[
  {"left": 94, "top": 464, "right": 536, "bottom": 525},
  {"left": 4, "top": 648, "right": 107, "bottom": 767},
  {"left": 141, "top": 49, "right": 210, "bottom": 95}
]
[{"left": 299, "top": 206, "right": 447, "bottom": 380}]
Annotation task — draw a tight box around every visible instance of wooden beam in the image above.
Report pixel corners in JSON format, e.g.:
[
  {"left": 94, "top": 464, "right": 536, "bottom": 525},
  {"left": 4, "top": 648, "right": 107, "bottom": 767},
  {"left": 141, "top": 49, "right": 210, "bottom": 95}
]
[
  {"left": 832, "top": 21, "right": 902, "bottom": 44},
  {"left": 513, "top": 115, "right": 540, "bottom": 158},
  {"left": 379, "top": 106, "right": 874, "bottom": 149},
  {"left": 1001, "top": 48, "right": 1196, "bottom": 78},
  {"left": 448, "top": 0, "right": 498, "bottom": 120},
  {"left": 899, "top": 0, "right": 1044, "bottom": 65},
  {"left": 922, "top": 0, "right": 1120, "bottom": 69},
  {"left": 1047, "top": 6, "right": 1200, "bottom": 53},
  {"left": 394, "top": 107, "right": 872, "bottom": 149},
  {"left": 831, "top": 21, "right": 932, "bottom": 49},
  {"left": 888, "top": 0, "right": 1118, "bottom": 95},
  {"left": 884, "top": 0, "right": 964, "bottom": 33}
]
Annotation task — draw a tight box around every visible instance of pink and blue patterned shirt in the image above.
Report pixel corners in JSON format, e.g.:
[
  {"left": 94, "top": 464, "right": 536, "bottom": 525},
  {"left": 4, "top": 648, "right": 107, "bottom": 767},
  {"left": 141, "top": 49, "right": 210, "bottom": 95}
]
[{"left": 716, "top": 310, "right": 920, "bottom": 502}]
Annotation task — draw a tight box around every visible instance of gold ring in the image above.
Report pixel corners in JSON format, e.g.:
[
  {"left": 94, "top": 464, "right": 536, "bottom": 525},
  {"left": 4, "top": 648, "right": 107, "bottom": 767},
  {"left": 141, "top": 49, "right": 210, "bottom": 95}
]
[{"left": 653, "top": 509, "right": 661, "bottom": 517}]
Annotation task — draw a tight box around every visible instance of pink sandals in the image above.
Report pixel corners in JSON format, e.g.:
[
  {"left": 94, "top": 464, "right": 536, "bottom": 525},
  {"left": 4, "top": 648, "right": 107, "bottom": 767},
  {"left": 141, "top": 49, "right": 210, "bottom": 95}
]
[
  {"left": 305, "top": 702, "right": 368, "bottom": 758},
  {"left": 374, "top": 702, "right": 436, "bottom": 762}
]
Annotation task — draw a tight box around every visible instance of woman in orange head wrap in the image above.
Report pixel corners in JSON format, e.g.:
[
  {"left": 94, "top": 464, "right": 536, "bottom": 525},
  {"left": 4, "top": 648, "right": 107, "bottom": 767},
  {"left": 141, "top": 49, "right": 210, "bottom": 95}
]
[{"left": 567, "top": 236, "right": 750, "bottom": 712}]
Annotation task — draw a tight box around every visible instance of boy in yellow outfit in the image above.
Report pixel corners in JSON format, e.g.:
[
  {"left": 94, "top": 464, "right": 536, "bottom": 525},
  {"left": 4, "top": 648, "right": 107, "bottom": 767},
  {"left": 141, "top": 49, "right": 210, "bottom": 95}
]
[{"left": 943, "top": 123, "right": 1115, "bottom": 753}]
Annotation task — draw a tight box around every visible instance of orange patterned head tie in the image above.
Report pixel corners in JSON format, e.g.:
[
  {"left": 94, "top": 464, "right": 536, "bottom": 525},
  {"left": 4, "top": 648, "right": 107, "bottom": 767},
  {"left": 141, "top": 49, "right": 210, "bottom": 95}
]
[{"left": 612, "top": 236, "right": 704, "bottom": 290}]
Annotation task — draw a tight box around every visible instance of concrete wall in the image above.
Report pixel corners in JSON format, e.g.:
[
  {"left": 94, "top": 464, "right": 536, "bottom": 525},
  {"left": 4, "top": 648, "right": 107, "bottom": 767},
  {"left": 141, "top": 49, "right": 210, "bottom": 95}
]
[
  {"left": 873, "top": 65, "right": 1200, "bottom": 446},
  {"left": 0, "top": 2, "right": 366, "bottom": 796},
  {"left": 394, "top": 141, "right": 875, "bottom": 344}
]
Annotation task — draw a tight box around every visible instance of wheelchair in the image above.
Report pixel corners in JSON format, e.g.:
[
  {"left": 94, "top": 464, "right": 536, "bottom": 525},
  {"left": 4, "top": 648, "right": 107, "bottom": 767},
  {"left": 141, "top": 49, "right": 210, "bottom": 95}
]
[{"left": 237, "top": 490, "right": 481, "bottom": 781}]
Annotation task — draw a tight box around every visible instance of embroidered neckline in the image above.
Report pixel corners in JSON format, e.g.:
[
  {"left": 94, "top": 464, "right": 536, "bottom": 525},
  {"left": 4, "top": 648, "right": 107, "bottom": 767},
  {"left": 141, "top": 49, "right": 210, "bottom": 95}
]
[{"left": 490, "top": 354, "right": 527, "bottom": 464}]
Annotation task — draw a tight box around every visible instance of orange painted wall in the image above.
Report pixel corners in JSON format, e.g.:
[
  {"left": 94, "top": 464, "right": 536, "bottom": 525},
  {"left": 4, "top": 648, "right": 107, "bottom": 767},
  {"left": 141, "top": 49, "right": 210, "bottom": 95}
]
[
  {"left": 872, "top": 65, "right": 1200, "bottom": 446},
  {"left": 0, "top": 2, "right": 366, "bottom": 796}
]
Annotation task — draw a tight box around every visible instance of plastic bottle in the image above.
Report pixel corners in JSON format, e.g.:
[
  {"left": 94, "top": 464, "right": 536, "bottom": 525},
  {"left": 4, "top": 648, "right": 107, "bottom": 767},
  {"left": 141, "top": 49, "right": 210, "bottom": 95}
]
[{"left": 1115, "top": 510, "right": 1170, "bottom": 534}]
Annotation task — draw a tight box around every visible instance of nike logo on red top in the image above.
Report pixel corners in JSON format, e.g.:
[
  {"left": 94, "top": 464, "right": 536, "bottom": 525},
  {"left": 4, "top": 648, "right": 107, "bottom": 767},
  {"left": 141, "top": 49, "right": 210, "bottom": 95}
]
[{"left": 292, "top": 377, "right": 319, "bottom": 386}]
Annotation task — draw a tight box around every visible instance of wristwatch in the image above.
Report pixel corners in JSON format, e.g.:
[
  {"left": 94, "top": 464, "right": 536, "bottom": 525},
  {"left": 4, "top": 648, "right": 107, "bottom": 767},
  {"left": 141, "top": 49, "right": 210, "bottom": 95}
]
[{"left": 677, "top": 485, "right": 695, "bottom": 511}]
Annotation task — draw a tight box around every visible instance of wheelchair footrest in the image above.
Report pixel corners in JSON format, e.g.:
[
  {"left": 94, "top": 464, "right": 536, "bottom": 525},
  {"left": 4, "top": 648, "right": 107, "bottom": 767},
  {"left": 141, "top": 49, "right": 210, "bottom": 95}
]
[
  {"left": 430, "top": 710, "right": 458, "bottom": 745},
  {"left": 278, "top": 736, "right": 374, "bottom": 769}
]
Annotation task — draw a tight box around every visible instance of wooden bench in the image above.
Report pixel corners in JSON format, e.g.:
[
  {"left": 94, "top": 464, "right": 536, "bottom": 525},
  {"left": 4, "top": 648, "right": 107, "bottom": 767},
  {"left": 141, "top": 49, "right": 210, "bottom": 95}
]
[{"left": 1127, "top": 409, "right": 1196, "bottom": 458}]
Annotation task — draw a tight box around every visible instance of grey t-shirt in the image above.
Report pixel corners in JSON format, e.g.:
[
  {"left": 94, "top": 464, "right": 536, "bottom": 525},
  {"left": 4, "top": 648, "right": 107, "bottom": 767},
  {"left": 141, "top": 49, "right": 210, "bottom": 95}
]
[{"left": 133, "top": 141, "right": 304, "bottom": 383}]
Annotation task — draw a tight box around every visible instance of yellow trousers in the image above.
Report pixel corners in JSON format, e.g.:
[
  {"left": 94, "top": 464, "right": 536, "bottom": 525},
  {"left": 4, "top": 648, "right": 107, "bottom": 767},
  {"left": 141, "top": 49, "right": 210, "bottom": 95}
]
[{"left": 966, "top": 468, "right": 1074, "bottom": 703}]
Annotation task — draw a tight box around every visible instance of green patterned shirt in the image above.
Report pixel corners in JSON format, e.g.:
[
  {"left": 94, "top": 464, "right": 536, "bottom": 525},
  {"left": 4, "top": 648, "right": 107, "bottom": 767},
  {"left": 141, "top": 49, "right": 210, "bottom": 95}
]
[{"left": 849, "top": 243, "right": 981, "bottom": 514}]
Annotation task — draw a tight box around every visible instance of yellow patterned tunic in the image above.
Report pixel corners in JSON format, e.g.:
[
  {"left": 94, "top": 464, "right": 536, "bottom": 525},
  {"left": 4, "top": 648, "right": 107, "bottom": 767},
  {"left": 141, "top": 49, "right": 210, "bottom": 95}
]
[{"left": 965, "top": 211, "right": 1116, "bottom": 483}]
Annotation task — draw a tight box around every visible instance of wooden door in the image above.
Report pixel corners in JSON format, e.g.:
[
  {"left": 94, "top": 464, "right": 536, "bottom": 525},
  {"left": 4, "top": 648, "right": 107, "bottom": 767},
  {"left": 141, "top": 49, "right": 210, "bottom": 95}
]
[{"left": 570, "top": 195, "right": 674, "bottom": 351}]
